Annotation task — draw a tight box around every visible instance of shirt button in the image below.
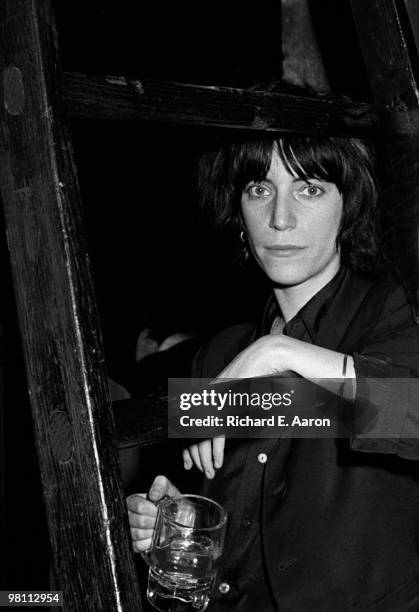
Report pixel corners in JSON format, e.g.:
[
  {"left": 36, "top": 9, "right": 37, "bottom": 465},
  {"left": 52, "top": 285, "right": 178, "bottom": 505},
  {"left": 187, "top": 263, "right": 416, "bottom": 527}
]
[
  {"left": 258, "top": 453, "right": 268, "bottom": 464},
  {"left": 218, "top": 582, "right": 230, "bottom": 594}
]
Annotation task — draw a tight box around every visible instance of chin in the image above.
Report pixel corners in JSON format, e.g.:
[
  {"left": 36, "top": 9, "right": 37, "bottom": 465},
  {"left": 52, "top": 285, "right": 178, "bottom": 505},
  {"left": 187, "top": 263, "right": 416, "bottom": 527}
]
[
  {"left": 268, "top": 273, "right": 310, "bottom": 287},
  {"left": 257, "top": 251, "right": 340, "bottom": 288},
  {"left": 261, "top": 262, "right": 311, "bottom": 287}
]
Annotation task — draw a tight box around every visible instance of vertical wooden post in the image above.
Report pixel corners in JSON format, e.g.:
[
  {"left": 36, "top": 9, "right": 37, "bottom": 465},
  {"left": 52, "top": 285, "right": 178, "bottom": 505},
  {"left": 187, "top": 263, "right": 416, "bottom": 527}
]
[
  {"left": 350, "top": 0, "right": 419, "bottom": 319},
  {"left": 0, "top": 2, "right": 143, "bottom": 609}
]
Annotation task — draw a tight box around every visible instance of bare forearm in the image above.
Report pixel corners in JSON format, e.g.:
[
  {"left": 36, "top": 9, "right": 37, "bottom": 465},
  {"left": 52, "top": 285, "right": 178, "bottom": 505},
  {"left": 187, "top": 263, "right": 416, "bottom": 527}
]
[
  {"left": 217, "top": 334, "right": 355, "bottom": 386},
  {"left": 281, "top": 336, "right": 355, "bottom": 379}
]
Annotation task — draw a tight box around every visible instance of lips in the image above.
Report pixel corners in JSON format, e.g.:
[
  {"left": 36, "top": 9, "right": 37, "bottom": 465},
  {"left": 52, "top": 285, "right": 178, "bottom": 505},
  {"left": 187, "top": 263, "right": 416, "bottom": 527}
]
[
  {"left": 265, "top": 245, "right": 306, "bottom": 257},
  {"left": 266, "top": 245, "right": 305, "bottom": 250}
]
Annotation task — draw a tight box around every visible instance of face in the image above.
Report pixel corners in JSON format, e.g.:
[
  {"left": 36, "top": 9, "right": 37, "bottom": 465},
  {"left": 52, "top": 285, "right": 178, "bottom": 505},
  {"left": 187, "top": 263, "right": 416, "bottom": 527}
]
[{"left": 241, "top": 151, "right": 343, "bottom": 292}]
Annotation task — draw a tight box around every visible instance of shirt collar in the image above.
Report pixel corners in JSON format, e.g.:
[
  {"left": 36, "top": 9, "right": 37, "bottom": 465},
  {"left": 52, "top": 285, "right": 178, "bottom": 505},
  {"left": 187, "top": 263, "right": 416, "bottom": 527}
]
[{"left": 257, "top": 266, "right": 374, "bottom": 350}]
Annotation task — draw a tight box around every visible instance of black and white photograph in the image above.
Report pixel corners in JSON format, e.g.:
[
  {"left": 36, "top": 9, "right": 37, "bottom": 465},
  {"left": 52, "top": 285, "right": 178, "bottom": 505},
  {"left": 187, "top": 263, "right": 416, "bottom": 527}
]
[{"left": 2, "top": 1, "right": 419, "bottom": 611}]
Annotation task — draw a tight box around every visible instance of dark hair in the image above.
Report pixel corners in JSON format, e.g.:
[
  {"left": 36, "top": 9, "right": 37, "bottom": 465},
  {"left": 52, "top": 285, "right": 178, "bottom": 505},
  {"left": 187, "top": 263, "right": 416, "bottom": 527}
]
[{"left": 198, "top": 135, "right": 385, "bottom": 274}]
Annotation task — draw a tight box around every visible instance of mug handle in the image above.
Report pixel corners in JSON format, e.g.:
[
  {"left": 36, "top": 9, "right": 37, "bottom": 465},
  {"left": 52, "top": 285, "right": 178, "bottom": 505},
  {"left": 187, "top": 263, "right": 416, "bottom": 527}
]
[
  {"left": 139, "top": 494, "right": 172, "bottom": 566},
  {"left": 140, "top": 549, "right": 151, "bottom": 567}
]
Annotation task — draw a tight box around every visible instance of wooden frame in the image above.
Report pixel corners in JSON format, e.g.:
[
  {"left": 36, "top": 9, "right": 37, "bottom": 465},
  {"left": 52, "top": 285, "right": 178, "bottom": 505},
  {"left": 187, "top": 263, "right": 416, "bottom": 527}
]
[
  {"left": 351, "top": 0, "right": 419, "bottom": 318},
  {"left": 0, "top": 2, "right": 141, "bottom": 609},
  {"left": 63, "top": 72, "right": 417, "bottom": 138},
  {"left": 1, "top": 0, "right": 418, "bottom": 610}
]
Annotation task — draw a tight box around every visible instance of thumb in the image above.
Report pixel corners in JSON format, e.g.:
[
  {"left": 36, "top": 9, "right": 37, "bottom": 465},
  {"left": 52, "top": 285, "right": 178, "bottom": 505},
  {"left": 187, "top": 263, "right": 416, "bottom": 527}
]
[{"left": 148, "top": 475, "right": 181, "bottom": 503}]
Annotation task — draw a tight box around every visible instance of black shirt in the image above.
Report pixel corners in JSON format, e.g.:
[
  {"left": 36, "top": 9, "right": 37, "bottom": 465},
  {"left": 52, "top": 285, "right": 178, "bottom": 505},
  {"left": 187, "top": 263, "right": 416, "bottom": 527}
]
[{"left": 192, "top": 267, "right": 419, "bottom": 611}]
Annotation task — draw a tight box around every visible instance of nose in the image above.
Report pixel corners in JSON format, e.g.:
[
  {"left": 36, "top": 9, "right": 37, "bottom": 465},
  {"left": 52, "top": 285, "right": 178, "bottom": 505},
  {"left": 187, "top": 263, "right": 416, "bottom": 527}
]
[{"left": 270, "top": 192, "right": 296, "bottom": 230}]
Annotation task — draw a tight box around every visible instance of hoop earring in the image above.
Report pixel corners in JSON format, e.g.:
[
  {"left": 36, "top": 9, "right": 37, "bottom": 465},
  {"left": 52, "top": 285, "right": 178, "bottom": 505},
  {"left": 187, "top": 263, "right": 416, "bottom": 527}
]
[{"left": 240, "top": 229, "right": 250, "bottom": 261}]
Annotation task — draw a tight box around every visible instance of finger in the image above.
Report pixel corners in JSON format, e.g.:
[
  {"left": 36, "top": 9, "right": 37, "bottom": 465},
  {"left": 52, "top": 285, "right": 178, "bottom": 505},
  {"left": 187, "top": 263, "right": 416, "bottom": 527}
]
[
  {"left": 132, "top": 535, "right": 153, "bottom": 553},
  {"left": 212, "top": 435, "right": 226, "bottom": 469},
  {"left": 126, "top": 494, "right": 157, "bottom": 517},
  {"left": 198, "top": 440, "right": 215, "bottom": 479},
  {"left": 189, "top": 445, "right": 203, "bottom": 472},
  {"left": 148, "top": 475, "right": 181, "bottom": 503},
  {"left": 183, "top": 448, "right": 193, "bottom": 470},
  {"left": 130, "top": 527, "right": 154, "bottom": 542},
  {"left": 128, "top": 511, "right": 156, "bottom": 529}
]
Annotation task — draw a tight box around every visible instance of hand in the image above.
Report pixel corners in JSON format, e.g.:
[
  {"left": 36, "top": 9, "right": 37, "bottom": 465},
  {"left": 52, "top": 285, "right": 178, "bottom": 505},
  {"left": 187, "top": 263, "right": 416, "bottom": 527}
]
[
  {"left": 217, "top": 335, "right": 291, "bottom": 379},
  {"left": 126, "top": 475, "right": 180, "bottom": 552},
  {"left": 181, "top": 337, "right": 289, "bottom": 477},
  {"left": 183, "top": 436, "right": 225, "bottom": 480},
  {"left": 181, "top": 336, "right": 353, "bottom": 475}
]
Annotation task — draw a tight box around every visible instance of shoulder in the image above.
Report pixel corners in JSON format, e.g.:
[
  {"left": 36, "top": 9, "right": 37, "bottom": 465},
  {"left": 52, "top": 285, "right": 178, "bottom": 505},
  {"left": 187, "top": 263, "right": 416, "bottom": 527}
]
[
  {"left": 351, "top": 271, "right": 419, "bottom": 356},
  {"left": 313, "top": 268, "right": 417, "bottom": 355},
  {"left": 343, "top": 269, "right": 413, "bottom": 330},
  {"left": 363, "top": 272, "right": 414, "bottom": 325},
  {"left": 191, "top": 322, "right": 256, "bottom": 378}
]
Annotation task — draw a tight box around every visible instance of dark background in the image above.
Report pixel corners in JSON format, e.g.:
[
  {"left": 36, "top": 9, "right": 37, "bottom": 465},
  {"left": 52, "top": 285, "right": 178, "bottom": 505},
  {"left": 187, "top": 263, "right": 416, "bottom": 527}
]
[{"left": 2, "top": 0, "right": 372, "bottom": 594}]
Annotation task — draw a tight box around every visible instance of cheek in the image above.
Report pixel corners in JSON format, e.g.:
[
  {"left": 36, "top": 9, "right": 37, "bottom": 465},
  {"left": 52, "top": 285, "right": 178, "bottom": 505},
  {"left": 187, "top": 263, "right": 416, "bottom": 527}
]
[
  {"left": 314, "top": 205, "right": 343, "bottom": 244},
  {"left": 241, "top": 209, "right": 263, "bottom": 242}
]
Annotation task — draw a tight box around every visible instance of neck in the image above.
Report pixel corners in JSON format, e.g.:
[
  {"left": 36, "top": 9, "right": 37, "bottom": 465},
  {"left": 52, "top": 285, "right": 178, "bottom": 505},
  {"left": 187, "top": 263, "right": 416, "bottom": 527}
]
[{"left": 273, "top": 259, "right": 341, "bottom": 322}]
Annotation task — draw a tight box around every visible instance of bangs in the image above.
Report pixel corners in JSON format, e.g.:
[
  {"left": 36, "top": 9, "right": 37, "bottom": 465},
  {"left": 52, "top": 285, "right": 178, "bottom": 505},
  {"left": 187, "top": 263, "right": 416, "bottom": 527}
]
[
  {"left": 229, "top": 139, "right": 274, "bottom": 191},
  {"left": 277, "top": 137, "right": 345, "bottom": 188},
  {"left": 228, "top": 136, "right": 361, "bottom": 194}
]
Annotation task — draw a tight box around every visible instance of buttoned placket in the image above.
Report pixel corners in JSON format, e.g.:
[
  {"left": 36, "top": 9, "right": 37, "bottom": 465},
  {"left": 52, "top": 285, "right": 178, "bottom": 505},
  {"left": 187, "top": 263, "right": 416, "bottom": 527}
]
[{"left": 214, "top": 439, "right": 278, "bottom": 605}]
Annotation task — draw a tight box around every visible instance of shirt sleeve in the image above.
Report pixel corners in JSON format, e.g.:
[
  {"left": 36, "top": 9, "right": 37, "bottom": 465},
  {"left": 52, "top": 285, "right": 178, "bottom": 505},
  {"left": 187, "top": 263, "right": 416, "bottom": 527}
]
[
  {"left": 190, "top": 322, "right": 256, "bottom": 379},
  {"left": 350, "top": 281, "right": 419, "bottom": 460}
]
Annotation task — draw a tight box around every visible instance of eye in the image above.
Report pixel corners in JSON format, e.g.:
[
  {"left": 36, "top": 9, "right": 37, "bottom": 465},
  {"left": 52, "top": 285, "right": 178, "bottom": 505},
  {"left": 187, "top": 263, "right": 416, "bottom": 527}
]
[
  {"left": 244, "top": 183, "right": 272, "bottom": 199},
  {"left": 297, "top": 183, "right": 325, "bottom": 199}
]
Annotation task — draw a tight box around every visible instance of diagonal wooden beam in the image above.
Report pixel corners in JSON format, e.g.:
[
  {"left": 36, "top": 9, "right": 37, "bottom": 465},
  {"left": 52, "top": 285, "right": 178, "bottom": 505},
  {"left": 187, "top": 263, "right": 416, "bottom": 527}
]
[
  {"left": 403, "top": 0, "right": 419, "bottom": 54},
  {"left": 0, "top": 2, "right": 142, "bottom": 609},
  {"left": 351, "top": 0, "right": 419, "bottom": 106},
  {"left": 62, "top": 71, "right": 419, "bottom": 138},
  {"left": 351, "top": 0, "right": 419, "bottom": 319}
]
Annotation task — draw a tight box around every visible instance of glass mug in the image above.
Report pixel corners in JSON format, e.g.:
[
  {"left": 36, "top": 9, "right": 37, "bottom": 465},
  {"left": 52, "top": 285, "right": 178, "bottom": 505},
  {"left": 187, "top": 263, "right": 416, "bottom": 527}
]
[{"left": 142, "top": 494, "right": 227, "bottom": 611}]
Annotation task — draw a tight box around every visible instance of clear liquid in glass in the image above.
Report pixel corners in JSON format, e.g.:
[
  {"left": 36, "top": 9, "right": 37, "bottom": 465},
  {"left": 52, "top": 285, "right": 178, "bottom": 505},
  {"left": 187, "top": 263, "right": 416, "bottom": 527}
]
[{"left": 147, "top": 534, "right": 221, "bottom": 611}]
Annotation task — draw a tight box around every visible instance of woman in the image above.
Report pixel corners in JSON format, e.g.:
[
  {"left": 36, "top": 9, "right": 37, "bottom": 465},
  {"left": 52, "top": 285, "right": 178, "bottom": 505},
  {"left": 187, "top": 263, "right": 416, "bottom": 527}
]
[{"left": 128, "top": 135, "right": 419, "bottom": 611}]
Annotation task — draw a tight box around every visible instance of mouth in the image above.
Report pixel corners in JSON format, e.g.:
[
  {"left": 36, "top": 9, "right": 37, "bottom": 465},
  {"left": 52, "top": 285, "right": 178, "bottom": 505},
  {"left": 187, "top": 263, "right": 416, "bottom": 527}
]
[{"left": 265, "top": 245, "right": 306, "bottom": 257}]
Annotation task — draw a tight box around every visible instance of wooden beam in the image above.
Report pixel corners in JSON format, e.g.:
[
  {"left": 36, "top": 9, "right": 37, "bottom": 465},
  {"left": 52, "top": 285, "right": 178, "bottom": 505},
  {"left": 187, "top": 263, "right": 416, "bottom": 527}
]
[
  {"left": 351, "top": 0, "right": 419, "bottom": 319},
  {"left": 281, "top": 0, "right": 330, "bottom": 92},
  {"left": 0, "top": 2, "right": 142, "bottom": 609},
  {"left": 112, "top": 393, "right": 168, "bottom": 449},
  {"left": 113, "top": 398, "right": 167, "bottom": 449},
  {"left": 403, "top": 0, "right": 419, "bottom": 61},
  {"left": 351, "top": 0, "right": 419, "bottom": 106},
  {"left": 62, "top": 71, "right": 418, "bottom": 138}
]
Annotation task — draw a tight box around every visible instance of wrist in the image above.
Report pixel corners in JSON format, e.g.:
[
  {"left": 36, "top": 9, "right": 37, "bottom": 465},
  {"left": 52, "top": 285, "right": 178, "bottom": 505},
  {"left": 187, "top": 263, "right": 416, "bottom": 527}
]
[{"left": 268, "top": 334, "right": 295, "bottom": 373}]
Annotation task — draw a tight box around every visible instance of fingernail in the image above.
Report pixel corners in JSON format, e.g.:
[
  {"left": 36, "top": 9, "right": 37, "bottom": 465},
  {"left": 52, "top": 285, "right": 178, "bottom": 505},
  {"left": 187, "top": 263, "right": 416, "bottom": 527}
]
[
  {"left": 214, "top": 460, "right": 221, "bottom": 469},
  {"left": 205, "top": 470, "right": 214, "bottom": 479}
]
